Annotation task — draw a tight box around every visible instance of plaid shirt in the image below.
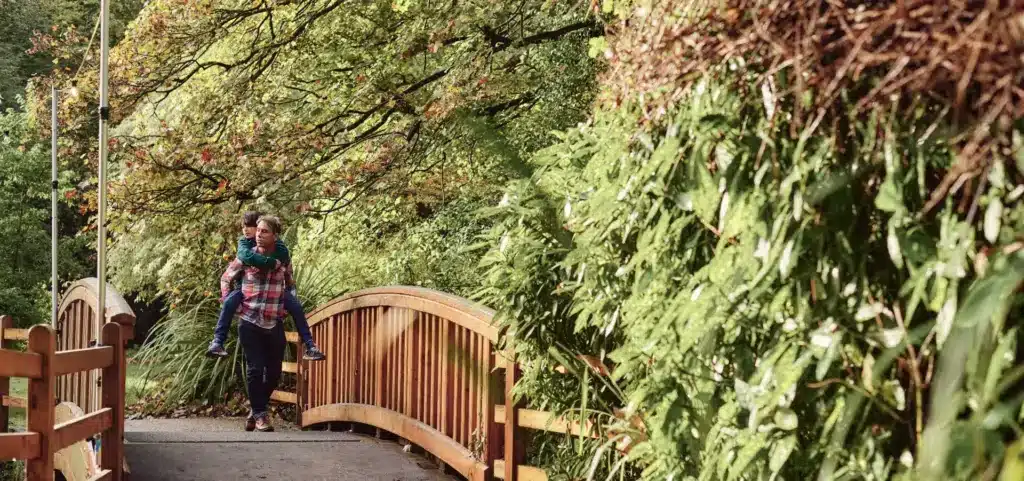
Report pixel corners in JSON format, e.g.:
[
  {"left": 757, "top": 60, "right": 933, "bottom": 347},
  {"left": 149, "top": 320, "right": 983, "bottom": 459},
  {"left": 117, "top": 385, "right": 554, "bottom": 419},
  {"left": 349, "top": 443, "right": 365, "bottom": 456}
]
[{"left": 220, "top": 250, "right": 294, "bottom": 330}]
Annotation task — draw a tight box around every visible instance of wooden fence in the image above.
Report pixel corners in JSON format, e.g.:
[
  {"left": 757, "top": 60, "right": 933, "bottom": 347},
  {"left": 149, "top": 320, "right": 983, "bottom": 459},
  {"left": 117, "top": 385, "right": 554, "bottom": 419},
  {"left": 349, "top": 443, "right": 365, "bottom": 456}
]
[
  {"left": 0, "top": 323, "right": 126, "bottom": 481},
  {"left": 272, "top": 286, "right": 592, "bottom": 481},
  {"left": 1, "top": 278, "right": 135, "bottom": 481}
]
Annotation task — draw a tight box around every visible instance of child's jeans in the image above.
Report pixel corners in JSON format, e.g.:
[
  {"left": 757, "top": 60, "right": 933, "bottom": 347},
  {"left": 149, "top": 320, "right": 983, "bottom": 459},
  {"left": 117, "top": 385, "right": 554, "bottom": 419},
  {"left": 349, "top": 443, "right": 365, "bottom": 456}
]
[{"left": 213, "top": 289, "right": 314, "bottom": 347}]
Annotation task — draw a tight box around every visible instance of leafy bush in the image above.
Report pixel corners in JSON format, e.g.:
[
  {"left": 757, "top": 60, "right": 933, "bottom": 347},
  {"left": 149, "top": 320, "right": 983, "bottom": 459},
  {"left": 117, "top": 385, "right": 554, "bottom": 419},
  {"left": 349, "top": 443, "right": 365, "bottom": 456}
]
[{"left": 474, "top": 3, "right": 1024, "bottom": 480}]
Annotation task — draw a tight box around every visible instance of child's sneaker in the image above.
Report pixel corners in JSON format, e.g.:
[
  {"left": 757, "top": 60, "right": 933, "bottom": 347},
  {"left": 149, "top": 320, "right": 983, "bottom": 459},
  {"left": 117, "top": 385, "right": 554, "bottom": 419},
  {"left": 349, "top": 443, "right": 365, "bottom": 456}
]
[
  {"left": 304, "top": 342, "right": 326, "bottom": 361},
  {"left": 206, "top": 341, "right": 229, "bottom": 358}
]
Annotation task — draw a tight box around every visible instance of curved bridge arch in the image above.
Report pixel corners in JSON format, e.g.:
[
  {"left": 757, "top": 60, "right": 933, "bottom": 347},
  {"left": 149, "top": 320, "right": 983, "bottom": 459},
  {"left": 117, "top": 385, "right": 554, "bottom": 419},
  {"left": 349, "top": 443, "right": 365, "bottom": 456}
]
[
  {"left": 55, "top": 277, "right": 136, "bottom": 413},
  {"left": 294, "top": 286, "right": 504, "bottom": 481}
]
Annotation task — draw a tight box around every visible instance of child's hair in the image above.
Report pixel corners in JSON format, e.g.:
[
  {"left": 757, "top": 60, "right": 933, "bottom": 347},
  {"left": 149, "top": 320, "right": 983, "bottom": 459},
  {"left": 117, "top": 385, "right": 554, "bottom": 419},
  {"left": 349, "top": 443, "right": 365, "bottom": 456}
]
[{"left": 241, "top": 211, "right": 262, "bottom": 228}]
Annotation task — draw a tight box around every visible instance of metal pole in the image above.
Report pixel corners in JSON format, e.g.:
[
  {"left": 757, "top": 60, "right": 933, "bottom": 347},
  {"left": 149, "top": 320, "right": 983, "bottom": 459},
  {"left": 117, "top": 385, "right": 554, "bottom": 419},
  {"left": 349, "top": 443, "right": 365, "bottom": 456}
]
[
  {"left": 51, "top": 86, "right": 59, "bottom": 327},
  {"left": 97, "top": 0, "right": 109, "bottom": 332}
]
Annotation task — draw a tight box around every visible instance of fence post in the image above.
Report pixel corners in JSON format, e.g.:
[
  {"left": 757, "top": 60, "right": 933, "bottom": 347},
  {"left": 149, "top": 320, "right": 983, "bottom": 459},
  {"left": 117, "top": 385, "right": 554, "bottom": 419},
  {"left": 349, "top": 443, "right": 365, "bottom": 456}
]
[
  {"left": 295, "top": 337, "right": 305, "bottom": 427},
  {"left": 26, "top": 325, "right": 55, "bottom": 480},
  {"left": 482, "top": 345, "right": 501, "bottom": 481},
  {"left": 0, "top": 315, "right": 11, "bottom": 434},
  {"left": 503, "top": 349, "right": 524, "bottom": 481},
  {"left": 101, "top": 322, "right": 124, "bottom": 481}
]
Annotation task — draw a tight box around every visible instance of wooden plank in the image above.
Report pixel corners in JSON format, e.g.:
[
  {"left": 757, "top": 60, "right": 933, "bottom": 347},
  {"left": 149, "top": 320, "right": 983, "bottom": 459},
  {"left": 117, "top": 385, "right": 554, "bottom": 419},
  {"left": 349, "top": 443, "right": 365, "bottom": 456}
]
[
  {"left": 1, "top": 395, "right": 27, "bottom": 409},
  {"left": 0, "top": 350, "right": 42, "bottom": 379},
  {"left": 54, "top": 346, "right": 115, "bottom": 376},
  {"left": 301, "top": 403, "right": 488, "bottom": 481},
  {"left": 53, "top": 407, "right": 113, "bottom": 452},
  {"left": 285, "top": 331, "right": 300, "bottom": 343},
  {"left": 2, "top": 328, "right": 29, "bottom": 341},
  {"left": 483, "top": 341, "right": 501, "bottom": 480},
  {"left": 492, "top": 460, "right": 548, "bottom": 481},
  {"left": 100, "top": 322, "right": 125, "bottom": 481},
  {"left": 504, "top": 357, "right": 523, "bottom": 481},
  {"left": 327, "top": 316, "right": 335, "bottom": 405},
  {"left": 87, "top": 469, "right": 113, "bottom": 481},
  {"left": 375, "top": 307, "right": 384, "bottom": 409},
  {"left": 493, "top": 406, "right": 595, "bottom": 438},
  {"left": 282, "top": 362, "right": 298, "bottom": 374},
  {"left": 441, "top": 319, "right": 450, "bottom": 437},
  {"left": 26, "top": 325, "right": 56, "bottom": 480},
  {"left": 271, "top": 390, "right": 297, "bottom": 404},
  {"left": 405, "top": 309, "right": 414, "bottom": 418},
  {"left": 0, "top": 432, "right": 40, "bottom": 461}
]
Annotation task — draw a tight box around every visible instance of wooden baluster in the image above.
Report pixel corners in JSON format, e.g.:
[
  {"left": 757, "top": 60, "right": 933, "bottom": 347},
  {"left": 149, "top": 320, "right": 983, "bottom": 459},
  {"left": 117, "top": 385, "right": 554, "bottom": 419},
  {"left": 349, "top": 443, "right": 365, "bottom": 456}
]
[
  {"left": 101, "top": 322, "right": 124, "bottom": 481},
  {"left": 456, "top": 327, "right": 465, "bottom": 446},
  {"left": 405, "top": 310, "right": 415, "bottom": 418},
  {"left": 26, "top": 325, "right": 56, "bottom": 480},
  {"left": 327, "top": 316, "right": 335, "bottom": 406},
  {"left": 418, "top": 312, "right": 426, "bottom": 422},
  {"left": 0, "top": 315, "right": 11, "bottom": 434},
  {"left": 504, "top": 350, "right": 524, "bottom": 481},
  {"left": 296, "top": 332, "right": 305, "bottom": 427},
  {"left": 375, "top": 306, "right": 384, "bottom": 411},
  {"left": 470, "top": 333, "right": 480, "bottom": 452},
  {"left": 483, "top": 341, "right": 501, "bottom": 481},
  {"left": 441, "top": 319, "right": 450, "bottom": 437}
]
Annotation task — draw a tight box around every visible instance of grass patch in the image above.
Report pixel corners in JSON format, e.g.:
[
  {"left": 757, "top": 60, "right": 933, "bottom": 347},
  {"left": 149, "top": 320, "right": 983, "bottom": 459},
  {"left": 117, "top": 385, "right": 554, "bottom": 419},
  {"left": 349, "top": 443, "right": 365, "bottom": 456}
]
[
  {"left": 125, "top": 358, "right": 159, "bottom": 406},
  {"left": 7, "top": 377, "right": 25, "bottom": 431}
]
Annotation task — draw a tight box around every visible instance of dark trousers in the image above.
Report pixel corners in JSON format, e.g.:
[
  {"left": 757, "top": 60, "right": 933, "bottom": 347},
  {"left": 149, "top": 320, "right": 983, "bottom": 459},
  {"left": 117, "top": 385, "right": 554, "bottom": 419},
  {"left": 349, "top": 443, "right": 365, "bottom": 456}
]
[{"left": 238, "top": 321, "right": 286, "bottom": 417}]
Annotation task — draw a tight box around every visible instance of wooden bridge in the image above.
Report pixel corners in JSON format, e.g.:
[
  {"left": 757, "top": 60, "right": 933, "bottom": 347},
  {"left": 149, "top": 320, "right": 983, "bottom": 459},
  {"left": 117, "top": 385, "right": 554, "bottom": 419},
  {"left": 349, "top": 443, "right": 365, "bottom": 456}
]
[{"left": 1, "top": 280, "right": 585, "bottom": 481}]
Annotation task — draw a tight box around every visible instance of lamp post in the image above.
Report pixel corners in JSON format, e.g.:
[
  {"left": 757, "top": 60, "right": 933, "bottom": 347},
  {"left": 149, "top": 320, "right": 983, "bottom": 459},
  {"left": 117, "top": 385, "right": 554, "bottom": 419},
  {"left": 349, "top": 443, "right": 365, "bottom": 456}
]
[
  {"left": 97, "top": 0, "right": 110, "bottom": 333},
  {"left": 51, "top": 85, "right": 58, "bottom": 327}
]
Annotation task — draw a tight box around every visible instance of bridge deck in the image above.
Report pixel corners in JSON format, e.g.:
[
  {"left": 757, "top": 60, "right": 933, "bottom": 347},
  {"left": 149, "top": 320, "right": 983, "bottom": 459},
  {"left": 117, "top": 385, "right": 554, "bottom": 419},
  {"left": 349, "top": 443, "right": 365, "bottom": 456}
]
[{"left": 123, "top": 417, "right": 456, "bottom": 481}]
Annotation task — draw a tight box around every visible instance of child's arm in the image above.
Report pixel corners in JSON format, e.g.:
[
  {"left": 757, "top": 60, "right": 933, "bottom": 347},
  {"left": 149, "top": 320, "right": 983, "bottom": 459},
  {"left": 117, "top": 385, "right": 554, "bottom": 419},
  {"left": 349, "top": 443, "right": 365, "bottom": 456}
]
[
  {"left": 236, "top": 236, "right": 278, "bottom": 269},
  {"left": 274, "top": 239, "right": 291, "bottom": 265}
]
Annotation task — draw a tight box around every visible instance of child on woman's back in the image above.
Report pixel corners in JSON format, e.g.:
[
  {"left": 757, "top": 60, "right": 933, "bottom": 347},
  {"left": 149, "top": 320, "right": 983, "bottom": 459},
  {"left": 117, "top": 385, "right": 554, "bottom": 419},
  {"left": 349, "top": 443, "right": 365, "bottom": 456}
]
[{"left": 206, "top": 211, "right": 326, "bottom": 361}]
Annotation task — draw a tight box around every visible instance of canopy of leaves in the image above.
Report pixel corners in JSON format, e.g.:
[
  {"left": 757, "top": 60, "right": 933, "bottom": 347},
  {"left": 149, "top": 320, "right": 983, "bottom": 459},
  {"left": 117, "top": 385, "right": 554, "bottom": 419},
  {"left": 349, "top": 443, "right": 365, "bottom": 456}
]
[{"left": 85, "top": 0, "right": 601, "bottom": 301}]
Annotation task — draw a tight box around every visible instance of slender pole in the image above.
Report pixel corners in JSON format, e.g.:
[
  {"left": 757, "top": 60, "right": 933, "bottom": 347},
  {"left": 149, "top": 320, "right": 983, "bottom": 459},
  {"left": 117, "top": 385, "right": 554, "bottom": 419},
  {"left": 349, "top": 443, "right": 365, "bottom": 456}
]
[
  {"left": 97, "top": 0, "right": 110, "bottom": 332},
  {"left": 51, "top": 86, "right": 59, "bottom": 327}
]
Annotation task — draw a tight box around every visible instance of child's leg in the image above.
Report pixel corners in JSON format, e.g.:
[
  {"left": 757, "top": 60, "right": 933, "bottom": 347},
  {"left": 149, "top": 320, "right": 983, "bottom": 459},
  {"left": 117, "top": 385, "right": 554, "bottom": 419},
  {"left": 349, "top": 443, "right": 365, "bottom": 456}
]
[
  {"left": 281, "top": 290, "right": 314, "bottom": 346},
  {"left": 212, "top": 290, "right": 244, "bottom": 346}
]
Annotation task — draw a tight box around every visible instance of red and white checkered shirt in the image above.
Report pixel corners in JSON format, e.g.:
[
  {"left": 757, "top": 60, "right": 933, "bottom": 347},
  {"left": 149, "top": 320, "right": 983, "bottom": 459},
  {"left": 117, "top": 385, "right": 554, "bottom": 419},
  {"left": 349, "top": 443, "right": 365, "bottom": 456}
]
[{"left": 220, "top": 250, "right": 294, "bottom": 330}]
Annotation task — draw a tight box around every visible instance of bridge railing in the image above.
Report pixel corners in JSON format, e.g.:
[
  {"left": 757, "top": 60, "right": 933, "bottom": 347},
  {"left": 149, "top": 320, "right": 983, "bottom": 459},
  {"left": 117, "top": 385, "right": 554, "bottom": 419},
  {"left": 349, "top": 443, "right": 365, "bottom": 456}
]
[
  {"left": 0, "top": 322, "right": 126, "bottom": 481},
  {"left": 0, "top": 278, "right": 135, "bottom": 481},
  {"left": 271, "top": 286, "right": 594, "bottom": 481}
]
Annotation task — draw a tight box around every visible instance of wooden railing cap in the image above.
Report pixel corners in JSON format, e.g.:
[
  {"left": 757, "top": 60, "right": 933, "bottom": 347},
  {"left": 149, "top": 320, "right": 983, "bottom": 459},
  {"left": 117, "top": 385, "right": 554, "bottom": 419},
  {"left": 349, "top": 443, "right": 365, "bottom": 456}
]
[{"left": 57, "top": 278, "right": 136, "bottom": 333}]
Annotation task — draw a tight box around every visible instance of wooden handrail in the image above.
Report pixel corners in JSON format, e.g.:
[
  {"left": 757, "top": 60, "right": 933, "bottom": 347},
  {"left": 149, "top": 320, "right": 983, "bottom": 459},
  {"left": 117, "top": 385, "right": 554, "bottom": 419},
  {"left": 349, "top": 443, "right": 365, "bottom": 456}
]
[
  {"left": 0, "top": 350, "right": 43, "bottom": 378},
  {"left": 0, "top": 432, "right": 41, "bottom": 461},
  {"left": 53, "top": 408, "right": 114, "bottom": 452},
  {"left": 53, "top": 346, "right": 115, "bottom": 376},
  {"left": 2, "top": 328, "right": 29, "bottom": 341}
]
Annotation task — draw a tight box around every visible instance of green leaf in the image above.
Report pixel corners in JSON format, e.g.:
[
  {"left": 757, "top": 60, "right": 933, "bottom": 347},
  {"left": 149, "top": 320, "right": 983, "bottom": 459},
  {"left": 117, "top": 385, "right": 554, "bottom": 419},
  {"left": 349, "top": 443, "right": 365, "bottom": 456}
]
[
  {"left": 769, "top": 434, "right": 797, "bottom": 474},
  {"left": 984, "top": 198, "right": 1003, "bottom": 244},
  {"left": 774, "top": 408, "right": 798, "bottom": 431}
]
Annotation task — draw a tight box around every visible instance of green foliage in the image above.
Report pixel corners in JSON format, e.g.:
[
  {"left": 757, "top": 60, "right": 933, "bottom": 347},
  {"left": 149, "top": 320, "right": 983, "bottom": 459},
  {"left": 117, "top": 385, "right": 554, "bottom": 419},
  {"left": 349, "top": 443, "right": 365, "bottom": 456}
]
[
  {"left": 475, "top": 36, "right": 1024, "bottom": 481},
  {"left": 0, "top": 107, "right": 92, "bottom": 326}
]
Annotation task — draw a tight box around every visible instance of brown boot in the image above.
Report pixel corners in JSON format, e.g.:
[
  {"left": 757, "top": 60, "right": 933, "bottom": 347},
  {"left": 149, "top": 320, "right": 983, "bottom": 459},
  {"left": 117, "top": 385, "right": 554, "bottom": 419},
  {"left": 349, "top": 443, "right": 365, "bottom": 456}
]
[
  {"left": 244, "top": 414, "right": 256, "bottom": 432},
  {"left": 255, "top": 414, "right": 274, "bottom": 432}
]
